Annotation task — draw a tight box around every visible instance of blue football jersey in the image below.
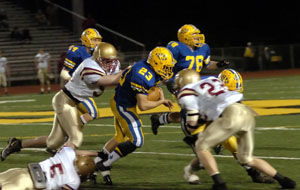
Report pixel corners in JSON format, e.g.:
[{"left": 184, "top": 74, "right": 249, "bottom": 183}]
[
  {"left": 63, "top": 45, "right": 91, "bottom": 76},
  {"left": 167, "top": 41, "right": 211, "bottom": 82},
  {"left": 114, "top": 60, "right": 161, "bottom": 108}
]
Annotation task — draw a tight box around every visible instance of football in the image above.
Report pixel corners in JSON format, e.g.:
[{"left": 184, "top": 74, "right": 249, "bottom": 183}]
[{"left": 147, "top": 86, "right": 161, "bottom": 101}]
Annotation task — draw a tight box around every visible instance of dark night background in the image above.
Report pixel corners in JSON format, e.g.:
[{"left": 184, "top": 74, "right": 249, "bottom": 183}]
[
  {"left": 83, "top": 0, "right": 300, "bottom": 49},
  {"left": 24, "top": 0, "right": 300, "bottom": 50}
]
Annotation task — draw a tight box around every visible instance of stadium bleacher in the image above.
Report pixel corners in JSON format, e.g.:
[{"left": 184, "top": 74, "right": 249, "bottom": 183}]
[{"left": 0, "top": 0, "right": 80, "bottom": 86}]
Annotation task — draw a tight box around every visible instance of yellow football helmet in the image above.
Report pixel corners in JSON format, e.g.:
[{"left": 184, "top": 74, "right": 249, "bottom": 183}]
[
  {"left": 177, "top": 24, "right": 205, "bottom": 47},
  {"left": 218, "top": 69, "right": 244, "bottom": 92},
  {"left": 147, "top": 47, "right": 175, "bottom": 80},
  {"left": 81, "top": 28, "right": 102, "bottom": 49},
  {"left": 175, "top": 69, "right": 201, "bottom": 89},
  {"left": 93, "top": 42, "right": 119, "bottom": 74},
  {"left": 74, "top": 155, "right": 95, "bottom": 177}
]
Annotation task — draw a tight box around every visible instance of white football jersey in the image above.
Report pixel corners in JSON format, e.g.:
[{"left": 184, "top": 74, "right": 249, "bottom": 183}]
[
  {"left": 39, "top": 147, "right": 80, "bottom": 190},
  {"left": 178, "top": 77, "right": 243, "bottom": 121},
  {"left": 35, "top": 53, "right": 50, "bottom": 69},
  {"left": 0, "top": 57, "right": 7, "bottom": 73},
  {"left": 65, "top": 57, "right": 120, "bottom": 102}
]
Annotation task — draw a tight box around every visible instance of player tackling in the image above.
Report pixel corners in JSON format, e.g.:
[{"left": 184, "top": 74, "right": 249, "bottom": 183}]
[{"left": 175, "top": 69, "right": 296, "bottom": 190}]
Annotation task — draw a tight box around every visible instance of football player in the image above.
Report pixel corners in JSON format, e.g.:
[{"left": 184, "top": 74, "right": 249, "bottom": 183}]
[
  {"left": 34, "top": 48, "right": 52, "bottom": 94},
  {"left": 181, "top": 69, "right": 275, "bottom": 185},
  {"left": 0, "top": 144, "right": 95, "bottom": 190},
  {"left": 60, "top": 28, "right": 103, "bottom": 126},
  {"left": 175, "top": 69, "right": 296, "bottom": 190},
  {"left": 0, "top": 51, "right": 8, "bottom": 95},
  {"left": 150, "top": 24, "right": 229, "bottom": 135},
  {"left": 93, "top": 47, "right": 174, "bottom": 185},
  {"left": 1, "top": 43, "right": 123, "bottom": 161}
]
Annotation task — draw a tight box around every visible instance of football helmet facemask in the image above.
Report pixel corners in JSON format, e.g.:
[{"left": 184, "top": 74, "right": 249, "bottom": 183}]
[
  {"left": 177, "top": 24, "right": 205, "bottom": 47},
  {"left": 147, "top": 47, "right": 175, "bottom": 80},
  {"left": 218, "top": 69, "right": 244, "bottom": 92},
  {"left": 93, "top": 42, "right": 119, "bottom": 74},
  {"left": 81, "top": 28, "right": 102, "bottom": 49},
  {"left": 175, "top": 69, "right": 201, "bottom": 89},
  {"left": 74, "top": 155, "right": 95, "bottom": 178}
]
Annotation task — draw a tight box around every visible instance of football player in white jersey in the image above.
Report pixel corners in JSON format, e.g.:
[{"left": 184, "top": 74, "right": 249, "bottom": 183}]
[
  {"left": 1, "top": 43, "right": 123, "bottom": 161},
  {"left": 175, "top": 69, "right": 296, "bottom": 190},
  {"left": 0, "top": 145, "right": 95, "bottom": 190},
  {"left": 34, "top": 48, "right": 52, "bottom": 94},
  {"left": 0, "top": 51, "right": 9, "bottom": 95},
  {"left": 181, "top": 69, "right": 275, "bottom": 185}
]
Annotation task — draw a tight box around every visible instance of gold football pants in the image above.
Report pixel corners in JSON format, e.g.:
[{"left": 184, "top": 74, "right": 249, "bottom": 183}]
[
  {"left": 0, "top": 168, "right": 34, "bottom": 190},
  {"left": 47, "top": 90, "right": 83, "bottom": 149},
  {"left": 196, "top": 103, "right": 255, "bottom": 164}
]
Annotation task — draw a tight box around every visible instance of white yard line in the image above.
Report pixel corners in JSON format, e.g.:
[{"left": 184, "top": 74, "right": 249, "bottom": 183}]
[
  {"left": 0, "top": 99, "right": 36, "bottom": 104},
  {"left": 4, "top": 148, "right": 300, "bottom": 161},
  {"left": 1, "top": 123, "right": 300, "bottom": 131}
]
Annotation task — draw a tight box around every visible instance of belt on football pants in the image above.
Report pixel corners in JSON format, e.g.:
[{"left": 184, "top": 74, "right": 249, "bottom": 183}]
[{"left": 62, "top": 87, "right": 80, "bottom": 104}]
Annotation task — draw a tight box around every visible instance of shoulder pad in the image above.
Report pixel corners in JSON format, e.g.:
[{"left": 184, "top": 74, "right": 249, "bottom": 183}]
[{"left": 177, "top": 88, "right": 198, "bottom": 100}]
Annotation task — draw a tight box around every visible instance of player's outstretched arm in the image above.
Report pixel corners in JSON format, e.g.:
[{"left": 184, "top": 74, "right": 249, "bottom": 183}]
[{"left": 95, "top": 71, "right": 123, "bottom": 87}]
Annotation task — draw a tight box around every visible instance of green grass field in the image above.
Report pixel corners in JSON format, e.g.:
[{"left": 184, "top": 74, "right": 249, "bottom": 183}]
[{"left": 1, "top": 75, "right": 300, "bottom": 190}]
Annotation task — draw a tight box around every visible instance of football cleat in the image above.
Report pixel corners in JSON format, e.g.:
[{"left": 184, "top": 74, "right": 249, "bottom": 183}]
[
  {"left": 278, "top": 177, "right": 296, "bottom": 189},
  {"left": 212, "top": 183, "right": 227, "bottom": 190},
  {"left": 87, "top": 172, "right": 98, "bottom": 184},
  {"left": 95, "top": 161, "right": 112, "bottom": 185},
  {"left": 248, "top": 168, "right": 275, "bottom": 184},
  {"left": 150, "top": 114, "right": 161, "bottom": 135},
  {"left": 213, "top": 144, "right": 224, "bottom": 155},
  {"left": 183, "top": 165, "right": 201, "bottom": 185},
  {"left": 45, "top": 148, "right": 57, "bottom": 156},
  {"left": 1, "top": 137, "right": 22, "bottom": 161}
]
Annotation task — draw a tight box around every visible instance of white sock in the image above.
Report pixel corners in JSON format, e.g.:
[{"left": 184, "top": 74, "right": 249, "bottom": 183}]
[
  {"left": 80, "top": 115, "right": 87, "bottom": 125},
  {"left": 102, "top": 147, "right": 110, "bottom": 154},
  {"left": 103, "top": 150, "right": 121, "bottom": 167},
  {"left": 159, "top": 113, "right": 169, "bottom": 125}
]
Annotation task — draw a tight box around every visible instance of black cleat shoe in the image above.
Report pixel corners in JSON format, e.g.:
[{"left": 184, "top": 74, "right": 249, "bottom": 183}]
[
  {"left": 86, "top": 172, "right": 98, "bottom": 184},
  {"left": 45, "top": 148, "right": 57, "bottom": 156},
  {"left": 248, "top": 168, "right": 275, "bottom": 184},
  {"left": 213, "top": 144, "right": 224, "bottom": 155},
  {"left": 150, "top": 114, "right": 161, "bottom": 135},
  {"left": 278, "top": 177, "right": 296, "bottom": 189},
  {"left": 212, "top": 183, "right": 227, "bottom": 190},
  {"left": 96, "top": 161, "right": 112, "bottom": 185},
  {"left": 103, "top": 175, "right": 113, "bottom": 185},
  {"left": 1, "top": 137, "right": 22, "bottom": 161}
]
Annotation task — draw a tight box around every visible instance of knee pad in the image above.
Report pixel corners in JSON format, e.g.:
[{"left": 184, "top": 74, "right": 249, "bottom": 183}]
[{"left": 117, "top": 141, "right": 137, "bottom": 157}]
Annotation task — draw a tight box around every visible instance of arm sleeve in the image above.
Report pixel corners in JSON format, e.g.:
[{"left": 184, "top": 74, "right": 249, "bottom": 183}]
[
  {"left": 82, "top": 67, "right": 105, "bottom": 84},
  {"left": 203, "top": 44, "right": 211, "bottom": 67},
  {"left": 130, "top": 71, "right": 150, "bottom": 95},
  {"left": 178, "top": 96, "right": 198, "bottom": 111},
  {"left": 64, "top": 51, "right": 79, "bottom": 71},
  {"left": 167, "top": 42, "right": 180, "bottom": 62}
]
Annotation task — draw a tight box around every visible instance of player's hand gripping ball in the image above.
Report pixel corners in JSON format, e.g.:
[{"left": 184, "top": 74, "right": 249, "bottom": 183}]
[{"left": 147, "top": 86, "right": 161, "bottom": 101}]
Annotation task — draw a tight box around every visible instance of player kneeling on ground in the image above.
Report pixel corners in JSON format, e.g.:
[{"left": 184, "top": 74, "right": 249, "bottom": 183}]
[{"left": 175, "top": 69, "right": 296, "bottom": 190}]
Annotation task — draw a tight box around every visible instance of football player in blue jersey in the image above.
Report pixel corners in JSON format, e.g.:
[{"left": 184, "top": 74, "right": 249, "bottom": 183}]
[
  {"left": 93, "top": 47, "right": 175, "bottom": 185},
  {"left": 150, "top": 24, "right": 229, "bottom": 135}
]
